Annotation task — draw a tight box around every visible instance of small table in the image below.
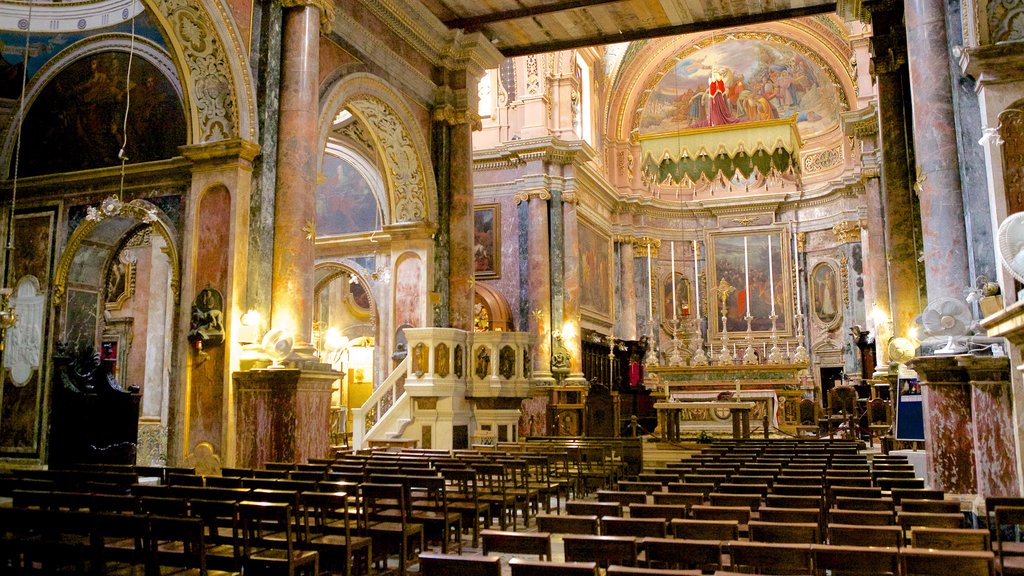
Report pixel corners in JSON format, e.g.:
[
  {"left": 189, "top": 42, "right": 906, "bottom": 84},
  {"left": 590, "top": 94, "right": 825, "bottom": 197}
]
[
  {"left": 654, "top": 401, "right": 756, "bottom": 441},
  {"left": 367, "top": 438, "right": 418, "bottom": 451}
]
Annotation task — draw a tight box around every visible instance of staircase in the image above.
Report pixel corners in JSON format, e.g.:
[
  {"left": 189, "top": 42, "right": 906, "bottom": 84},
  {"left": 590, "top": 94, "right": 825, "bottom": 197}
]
[{"left": 350, "top": 357, "right": 411, "bottom": 449}]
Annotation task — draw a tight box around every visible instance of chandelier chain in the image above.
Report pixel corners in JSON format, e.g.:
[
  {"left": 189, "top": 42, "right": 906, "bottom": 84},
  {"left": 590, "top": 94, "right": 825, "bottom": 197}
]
[{"left": 8, "top": 2, "right": 34, "bottom": 253}]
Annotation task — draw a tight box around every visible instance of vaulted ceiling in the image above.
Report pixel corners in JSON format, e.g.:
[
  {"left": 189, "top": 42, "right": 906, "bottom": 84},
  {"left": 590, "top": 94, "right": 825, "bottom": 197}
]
[{"left": 420, "top": 0, "right": 839, "bottom": 56}]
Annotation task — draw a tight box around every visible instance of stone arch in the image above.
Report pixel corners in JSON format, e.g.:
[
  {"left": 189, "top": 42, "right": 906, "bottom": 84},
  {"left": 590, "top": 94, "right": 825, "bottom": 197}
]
[
  {"left": 474, "top": 283, "right": 514, "bottom": 332},
  {"left": 143, "top": 0, "right": 256, "bottom": 142},
  {"left": 318, "top": 73, "right": 436, "bottom": 225}
]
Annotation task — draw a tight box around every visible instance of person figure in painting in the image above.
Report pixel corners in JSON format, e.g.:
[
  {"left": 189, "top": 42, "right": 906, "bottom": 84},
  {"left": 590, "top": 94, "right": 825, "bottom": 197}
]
[
  {"left": 707, "top": 68, "right": 739, "bottom": 127},
  {"left": 818, "top": 271, "right": 836, "bottom": 319}
]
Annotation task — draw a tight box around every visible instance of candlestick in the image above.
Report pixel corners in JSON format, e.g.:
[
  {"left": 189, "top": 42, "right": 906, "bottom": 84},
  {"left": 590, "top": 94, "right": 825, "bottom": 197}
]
[
  {"left": 743, "top": 236, "right": 750, "bottom": 317},
  {"left": 647, "top": 242, "right": 654, "bottom": 328},
  {"left": 768, "top": 235, "right": 775, "bottom": 316},
  {"left": 786, "top": 341, "right": 790, "bottom": 356},
  {"left": 671, "top": 241, "right": 677, "bottom": 321},
  {"left": 793, "top": 229, "right": 801, "bottom": 310},
  {"left": 693, "top": 240, "right": 701, "bottom": 320}
]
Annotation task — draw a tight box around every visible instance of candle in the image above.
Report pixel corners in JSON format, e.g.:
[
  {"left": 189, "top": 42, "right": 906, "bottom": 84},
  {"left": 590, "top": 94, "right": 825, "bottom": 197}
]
[
  {"left": 743, "top": 236, "right": 750, "bottom": 317},
  {"left": 763, "top": 342, "right": 767, "bottom": 357},
  {"left": 768, "top": 235, "right": 775, "bottom": 316},
  {"left": 793, "top": 229, "right": 801, "bottom": 310},
  {"left": 647, "top": 242, "right": 654, "bottom": 322},
  {"left": 786, "top": 341, "right": 790, "bottom": 356},
  {"left": 670, "top": 241, "right": 677, "bottom": 321},
  {"left": 693, "top": 240, "right": 701, "bottom": 320},
  {"left": 733, "top": 343, "right": 737, "bottom": 356}
]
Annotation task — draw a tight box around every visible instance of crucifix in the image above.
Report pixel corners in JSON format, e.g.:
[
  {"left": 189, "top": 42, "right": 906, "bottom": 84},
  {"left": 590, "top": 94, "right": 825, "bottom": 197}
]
[
  {"left": 715, "top": 278, "right": 736, "bottom": 364},
  {"left": 716, "top": 278, "right": 736, "bottom": 316}
]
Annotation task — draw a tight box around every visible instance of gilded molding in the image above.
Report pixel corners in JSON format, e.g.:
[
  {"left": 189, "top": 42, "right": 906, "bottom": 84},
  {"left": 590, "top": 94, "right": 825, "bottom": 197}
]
[
  {"left": 633, "top": 237, "right": 661, "bottom": 258},
  {"left": 280, "top": 0, "right": 335, "bottom": 33},
  {"left": 614, "top": 234, "right": 636, "bottom": 244},
  {"left": 432, "top": 104, "right": 483, "bottom": 130},
  {"left": 797, "top": 232, "right": 807, "bottom": 252},
  {"left": 561, "top": 191, "right": 579, "bottom": 205},
  {"left": 838, "top": 251, "right": 850, "bottom": 307},
  {"left": 832, "top": 220, "right": 862, "bottom": 244}
]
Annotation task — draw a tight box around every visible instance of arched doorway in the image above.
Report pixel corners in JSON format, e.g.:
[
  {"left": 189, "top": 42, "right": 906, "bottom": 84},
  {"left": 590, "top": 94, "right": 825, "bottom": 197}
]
[
  {"left": 473, "top": 283, "right": 514, "bottom": 332},
  {"left": 52, "top": 199, "right": 179, "bottom": 466},
  {"left": 313, "top": 263, "right": 378, "bottom": 445}
]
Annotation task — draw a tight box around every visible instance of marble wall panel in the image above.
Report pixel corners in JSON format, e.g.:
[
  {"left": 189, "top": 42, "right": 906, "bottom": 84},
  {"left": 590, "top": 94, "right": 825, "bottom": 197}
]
[
  {"left": 481, "top": 195, "right": 521, "bottom": 329},
  {"left": 188, "top": 188, "right": 230, "bottom": 458},
  {"left": 972, "top": 383, "right": 1020, "bottom": 497},
  {"left": 520, "top": 395, "right": 548, "bottom": 437},
  {"left": 395, "top": 254, "right": 424, "bottom": 328},
  {"left": 0, "top": 211, "right": 55, "bottom": 455},
  {"left": 922, "top": 383, "right": 978, "bottom": 493}
]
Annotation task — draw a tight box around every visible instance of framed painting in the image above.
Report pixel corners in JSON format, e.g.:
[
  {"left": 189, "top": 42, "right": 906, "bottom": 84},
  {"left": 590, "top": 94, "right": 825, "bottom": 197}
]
[
  {"left": 474, "top": 204, "right": 500, "bottom": 279},
  {"left": 660, "top": 271, "right": 692, "bottom": 334},
  {"left": 707, "top": 228, "right": 791, "bottom": 337},
  {"left": 810, "top": 260, "right": 842, "bottom": 329},
  {"left": 579, "top": 220, "right": 613, "bottom": 319}
]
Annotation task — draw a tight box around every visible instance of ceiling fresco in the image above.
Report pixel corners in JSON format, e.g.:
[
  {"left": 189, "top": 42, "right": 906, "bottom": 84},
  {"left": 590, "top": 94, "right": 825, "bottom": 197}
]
[{"left": 638, "top": 37, "right": 843, "bottom": 138}]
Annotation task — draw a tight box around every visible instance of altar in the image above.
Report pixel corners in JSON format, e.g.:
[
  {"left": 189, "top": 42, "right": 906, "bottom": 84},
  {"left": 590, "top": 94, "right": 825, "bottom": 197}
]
[
  {"left": 649, "top": 364, "right": 809, "bottom": 435},
  {"left": 655, "top": 401, "right": 756, "bottom": 440}
]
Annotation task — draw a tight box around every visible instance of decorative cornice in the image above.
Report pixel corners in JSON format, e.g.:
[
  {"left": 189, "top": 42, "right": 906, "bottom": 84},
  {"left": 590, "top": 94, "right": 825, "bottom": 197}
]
[
  {"left": 841, "top": 103, "right": 879, "bottom": 138},
  {"left": 614, "top": 234, "right": 636, "bottom": 244},
  {"left": 959, "top": 41, "right": 1024, "bottom": 88},
  {"left": 832, "top": 220, "right": 863, "bottom": 244},
  {"left": 474, "top": 136, "right": 596, "bottom": 171},
  {"left": 281, "top": 0, "right": 335, "bottom": 33},
  {"left": 869, "top": 28, "right": 907, "bottom": 76}
]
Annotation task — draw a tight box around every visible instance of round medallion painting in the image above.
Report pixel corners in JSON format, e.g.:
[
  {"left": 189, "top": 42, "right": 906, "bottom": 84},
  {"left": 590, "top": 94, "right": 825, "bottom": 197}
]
[{"left": 640, "top": 38, "right": 843, "bottom": 137}]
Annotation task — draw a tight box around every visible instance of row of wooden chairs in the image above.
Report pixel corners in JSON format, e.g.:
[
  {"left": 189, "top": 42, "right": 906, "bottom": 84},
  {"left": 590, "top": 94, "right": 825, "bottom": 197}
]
[{"left": 419, "top": 541, "right": 994, "bottom": 576}]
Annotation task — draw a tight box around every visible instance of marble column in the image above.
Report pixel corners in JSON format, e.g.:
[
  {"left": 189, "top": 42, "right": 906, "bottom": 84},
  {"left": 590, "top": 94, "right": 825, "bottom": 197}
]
[
  {"left": 270, "top": 1, "right": 323, "bottom": 345},
  {"left": 904, "top": 0, "right": 970, "bottom": 302},
  {"left": 562, "top": 191, "right": 584, "bottom": 381},
  {"left": 870, "top": 22, "right": 922, "bottom": 340},
  {"left": 863, "top": 175, "right": 892, "bottom": 365},
  {"left": 618, "top": 237, "right": 638, "bottom": 341},
  {"left": 832, "top": 221, "right": 866, "bottom": 374},
  {"left": 449, "top": 119, "right": 475, "bottom": 331},
  {"left": 519, "top": 190, "right": 553, "bottom": 383}
]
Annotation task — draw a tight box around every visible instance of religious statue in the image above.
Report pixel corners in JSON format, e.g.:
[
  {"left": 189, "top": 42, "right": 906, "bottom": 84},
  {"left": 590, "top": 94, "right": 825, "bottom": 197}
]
[{"left": 475, "top": 346, "right": 490, "bottom": 379}]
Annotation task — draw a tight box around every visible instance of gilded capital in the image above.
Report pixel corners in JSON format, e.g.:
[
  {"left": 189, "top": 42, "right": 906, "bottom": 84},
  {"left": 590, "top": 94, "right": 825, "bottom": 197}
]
[
  {"left": 632, "top": 237, "right": 661, "bottom": 258},
  {"left": 561, "top": 191, "right": 579, "bottom": 205},
  {"left": 614, "top": 234, "right": 636, "bottom": 245},
  {"left": 513, "top": 189, "right": 552, "bottom": 204},
  {"left": 796, "top": 232, "right": 807, "bottom": 252},
  {"left": 832, "top": 220, "right": 862, "bottom": 244},
  {"left": 280, "top": 0, "right": 335, "bottom": 33}
]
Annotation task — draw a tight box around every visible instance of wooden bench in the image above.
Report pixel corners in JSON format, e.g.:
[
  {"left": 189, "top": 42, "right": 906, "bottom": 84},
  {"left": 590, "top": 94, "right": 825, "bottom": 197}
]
[
  {"left": 629, "top": 503, "right": 689, "bottom": 521},
  {"left": 563, "top": 535, "right": 638, "bottom": 568},
  {"left": 420, "top": 553, "right": 501, "bottom": 576},
  {"left": 748, "top": 520, "right": 821, "bottom": 544},
  {"left": 640, "top": 537, "right": 722, "bottom": 571},
  {"left": 812, "top": 544, "right": 900, "bottom": 575},
  {"left": 509, "top": 558, "right": 598, "bottom": 576},
  {"left": 535, "top": 513, "right": 599, "bottom": 535},
  {"left": 910, "top": 527, "right": 990, "bottom": 551},
  {"left": 480, "top": 529, "right": 552, "bottom": 560}
]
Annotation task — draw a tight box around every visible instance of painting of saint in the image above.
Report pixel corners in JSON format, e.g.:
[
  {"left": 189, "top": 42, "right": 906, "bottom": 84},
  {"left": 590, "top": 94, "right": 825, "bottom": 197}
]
[
  {"left": 474, "top": 205, "right": 500, "bottom": 278},
  {"left": 579, "top": 222, "right": 612, "bottom": 318},
  {"left": 811, "top": 262, "right": 840, "bottom": 327},
  {"left": 660, "top": 272, "right": 691, "bottom": 333},
  {"left": 316, "top": 154, "right": 383, "bottom": 237},
  {"left": 710, "top": 232, "right": 788, "bottom": 334},
  {"left": 639, "top": 38, "right": 841, "bottom": 138}
]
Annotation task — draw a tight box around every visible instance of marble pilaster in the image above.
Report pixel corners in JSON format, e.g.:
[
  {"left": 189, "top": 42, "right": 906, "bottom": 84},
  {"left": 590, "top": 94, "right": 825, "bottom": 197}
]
[
  {"left": 270, "top": 3, "right": 320, "bottom": 344},
  {"left": 618, "top": 238, "right": 638, "bottom": 341},
  {"left": 562, "top": 192, "right": 584, "bottom": 379},
  {"left": 905, "top": 0, "right": 971, "bottom": 302},
  {"left": 524, "top": 191, "right": 553, "bottom": 382},
  {"left": 449, "top": 119, "right": 475, "bottom": 330},
  {"left": 870, "top": 22, "right": 923, "bottom": 340}
]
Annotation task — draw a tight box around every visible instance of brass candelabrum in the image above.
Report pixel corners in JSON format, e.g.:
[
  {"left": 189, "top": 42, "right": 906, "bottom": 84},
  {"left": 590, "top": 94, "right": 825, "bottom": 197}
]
[
  {"left": 0, "top": 288, "right": 17, "bottom": 352},
  {"left": 768, "top": 313, "right": 786, "bottom": 364},
  {"left": 715, "top": 279, "right": 735, "bottom": 365}
]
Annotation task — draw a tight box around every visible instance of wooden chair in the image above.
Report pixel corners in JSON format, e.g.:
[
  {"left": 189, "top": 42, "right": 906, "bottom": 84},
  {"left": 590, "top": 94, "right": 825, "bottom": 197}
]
[
  {"left": 691, "top": 505, "right": 751, "bottom": 529},
  {"left": 910, "top": 527, "right": 990, "bottom": 551},
  {"left": 629, "top": 503, "right": 688, "bottom": 521},
  {"left": 652, "top": 492, "right": 702, "bottom": 507},
  {"left": 709, "top": 492, "right": 762, "bottom": 511},
  {"left": 598, "top": 490, "right": 648, "bottom": 506},
  {"left": 419, "top": 553, "right": 501, "bottom": 576},
  {"left": 827, "top": 523, "right": 903, "bottom": 548},
  {"left": 90, "top": 512, "right": 150, "bottom": 575},
  {"left": 509, "top": 558, "right": 598, "bottom": 576},
  {"left": 758, "top": 507, "right": 820, "bottom": 525},
  {"left": 892, "top": 489, "right": 946, "bottom": 505},
  {"left": 866, "top": 398, "right": 891, "bottom": 447},
  {"left": 407, "top": 475, "right": 462, "bottom": 554},
  {"left": 901, "top": 499, "right": 960, "bottom": 514},
  {"left": 566, "top": 500, "right": 622, "bottom": 517},
  {"left": 238, "top": 501, "right": 319, "bottom": 576},
  {"left": 607, "top": 566, "right": 703, "bottom": 576},
  {"left": 299, "top": 491, "right": 372, "bottom": 576},
  {"left": 670, "top": 519, "right": 739, "bottom": 541},
  {"left": 535, "top": 513, "right": 599, "bottom": 535},
  {"left": 359, "top": 483, "right": 424, "bottom": 575},
  {"left": 829, "top": 509, "right": 895, "bottom": 526},
  {"left": 602, "top": 516, "right": 667, "bottom": 538},
  {"left": 834, "top": 496, "right": 895, "bottom": 511},
  {"left": 727, "top": 540, "right": 814, "bottom": 575},
  {"left": 563, "top": 534, "right": 638, "bottom": 568},
  {"left": 823, "top": 386, "right": 859, "bottom": 440},
  {"left": 897, "top": 512, "right": 963, "bottom": 536},
  {"left": 667, "top": 482, "right": 715, "bottom": 497},
  {"left": 994, "top": 506, "right": 1024, "bottom": 575},
  {"left": 900, "top": 548, "right": 994, "bottom": 576},
  {"left": 795, "top": 398, "right": 821, "bottom": 438},
  {"left": 765, "top": 494, "right": 823, "bottom": 510},
  {"left": 640, "top": 537, "right": 722, "bottom": 571},
  {"left": 749, "top": 520, "right": 821, "bottom": 544},
  {"left": 481, "top": 529, "right": 552, "bottom": 560},
  {"left": 812, "top": 544, "right": 899, "bottom": 575},
  {"left": 441, "top": 468, "right": 490, "bottom": 547},
  {"left": 149, "top": 515, "right": 240, "bottom": 576},
  {"left": 474, "top": 464, "right": 517, "bottom": 531}
]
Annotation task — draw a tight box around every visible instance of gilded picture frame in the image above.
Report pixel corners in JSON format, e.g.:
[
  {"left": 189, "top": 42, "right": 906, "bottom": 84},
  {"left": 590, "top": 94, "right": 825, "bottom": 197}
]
[
  {"left": 706, "top": 227, "right": 793, "bottom": 339},
  {"left": 809, "top": 260, "right": 843, "bottom": 330},
  {"left": 579, "top": 219, "right": 613, "bottom": 320},
  {"left": 474, "top": 204, "right": 500, "bottom": 279}
]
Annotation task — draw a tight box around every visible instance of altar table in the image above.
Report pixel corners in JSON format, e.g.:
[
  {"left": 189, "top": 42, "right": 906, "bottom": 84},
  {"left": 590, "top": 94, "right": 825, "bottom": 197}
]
[{"left": 655, "top": 401, "right": 756, "bottom": 441}]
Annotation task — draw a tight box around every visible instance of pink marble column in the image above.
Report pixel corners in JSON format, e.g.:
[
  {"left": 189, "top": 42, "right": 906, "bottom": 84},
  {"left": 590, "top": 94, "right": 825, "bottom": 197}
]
[
  {"left": 449, "top": 120, "right": 474, "bottom": 330},
  {"left": 562, "top": 192, "right": 583, "bottom": 378},
  {"left": 904, "top": 0, "right": 970, "bottom": 302},
  {"left": 271, "top": 4, "right": 320, "bottom": 344},
  {"left": 524, "top": 192, "right": 553, "bottom": 382},
  {"left": 618, "top": 238, "right": 637, "bottom": 341}
]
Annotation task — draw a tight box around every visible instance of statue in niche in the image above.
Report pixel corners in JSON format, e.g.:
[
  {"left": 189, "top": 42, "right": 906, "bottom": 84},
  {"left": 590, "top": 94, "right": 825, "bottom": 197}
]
[
  {"left": 188, "top": 288, "right": 225, "bottom": 351},
  {"left": 499, "top": 346, "right": 515, "bottom": 380},
  {"left": 475, "top": 346, "right": 490, "bottom": 379}
]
